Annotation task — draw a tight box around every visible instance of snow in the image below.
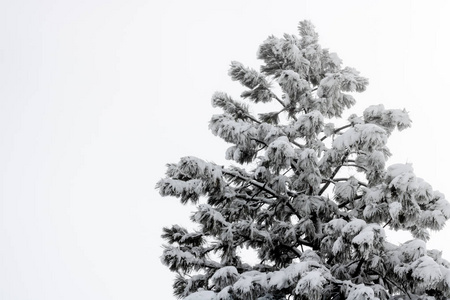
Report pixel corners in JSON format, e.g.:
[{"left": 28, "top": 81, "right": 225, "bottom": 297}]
[
  {"left": 216, "top": 286, "right": 232, "bottom": 300},
  {"left": 323, "top": 122, "right": 335, "bottom": 137},
  {"left": 434, "top": 196, "right": 450, "bottom": 219},
  {"left": 294, "top": 270, "right": 326, "bottom": 299},
  {"left": 267, "top": 261, "right": 328, "bottom": 292},
  {"left": 389, "top": 201, "right": 403, "bottom": 219},
  {"left": 158, "top": 178, "right": 203, "bottom": 196},
  {"left": 440, "top": 266, "right": 450, "bottom": 290},
  {"left": 420, "top": 210, "right": 446, "bottom": 230},
  {"left": 317, "top": 74, "right": 339, "bottom": 98},
  {"left": 232, "top": 275, "right": 254, "bottom": 294},
  {"left": 340, "top": 67, "right": 368, "bottom": 92},
  {"left": 179, "top": 156, "right": 209, "bottom": 178},
  {"left": 347, "top": 284, "right": 375, "bottom": 300},
  {"left": 299, "top": 250, "right": 322, "bottom": 263},
  {"left": 332, "top": 236, "right": 344, "bottom": 255},
  {"left": 367, "top": 151, "right": 386, "bottom": 170},
  {"left": 232, "top": 271, "right": 267, "bottom": 295},
  {"left": 363, "top": 186, "right": 384, "bottom": 204},
  {"left": 342, "top": 219, "right": 367, "bottom": 239},
  {"left": 193, "top": 204, "right": 229, "bottom": 227},
  {"left": 351, "top": 224, "right": 384, "bottom": 257},
  {"left": 386, "top": 163, "right": 414, "bottom": 181},
  {"left": 184, "top": 290, "right": 216, "bottom": 300},
  {"left": 163, "top": 247, "right": 195, "bottom": 261},
  {"left": 334, "top": 177, "right": 358, "bottom": 201},
  {"left": 358, "top": 124, "right": 387, "bottom": 149},
  {"left": 209, "top": 114, "right": 257, "bottom": 146},
  {"left": 285, "top": 261, "right": 319, "bottom": 281},
  {"left": 211, "top": 266, "right": 239, "bottom": 289},
  {"left": 411, "top": 256, "right": 443, "bottom": 286},
  {"left": 278, "top": 70, "right": 309, "bottom": 96},
  {"left": 211, "top": 266, "right": 239, "bottom": 282},
  {"left": 268, "top": 270, "right": 287, "bottom": 289},
  {"left": 259, "top": 123, "right": 284, "bottom": 144},
  {"left": 400, "top": 239, "right": 427, "bottom": 261},
  {"left": 388, "top": 109, "right": 412, "bottom": 130},
  {"left": 325, "top": 219, "right": 348, "bottom": 236},
  {"left": 267, "top": 136, "right": 295, "bottom": 158},
  {"left": 329, "top": 52, "right": 342, "bottom": 67},
  {"left": 364, "top": 104, "right": 385, "bottom": 119},
  {"left": 332, "top": 124, "right": 387, "bottom": 151},
  {"left": 363, "top": 105, "right": 411, "bottom": 133},
  {"left": 389, "top": 171, "right": 417, "bottom": 193},
  {"left": 294, "top": 111, "right": 324, "bottom": 137},
  {"left": 265, "top": 136, "right": 295, "bottom": 170},
  {"left": 352, "top": 226, "right": 375, "bottom": 247},
  {"left": 228, "top": 61, "right": 264, "bottom": 89}
]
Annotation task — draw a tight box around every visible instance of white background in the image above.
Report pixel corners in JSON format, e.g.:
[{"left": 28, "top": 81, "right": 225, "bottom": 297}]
[{"left": 1, "top": 0, "right": 449, "bottom": 299}]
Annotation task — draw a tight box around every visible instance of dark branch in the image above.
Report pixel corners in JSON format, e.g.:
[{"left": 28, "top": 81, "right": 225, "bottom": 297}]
[
  {"left": 319, "top": 151, "right": 350, "bottom": 196},
  {"left": 321, "top": 124, "right": 352, "bottom": 141}
]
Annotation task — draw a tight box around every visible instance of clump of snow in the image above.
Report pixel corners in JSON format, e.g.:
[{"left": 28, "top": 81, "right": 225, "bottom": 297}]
[
  {"left": 294, "top": 270, "right": 326, "bottom": 300},
  {"left": 386, "top": 163, "right": 413, "bottom": 182},
  {"left": 420, "top": 210, "right": 446, "bottom": 230},
  {"left": 265, "top": 136, "right": 295, "bottom": 171},
  {"left": 342, "top": 219, "right": 367, "bottom": 240},
  {"left": 411, "top": 256, "right": 443, "bottom": 287},
  {"left": 232, "top": 271, "right": 267, "bottom": 297},
  {"left": 325, "top": 219, "right": 348, "bottom": 236},
  {"left": 184, "top": 290, "right": 216, "bottom": 300},
  {"left": 332, "top": 237, "right": 344, "bottom": 255},
  {"left": 278, "top": 70, "right": 310, "bottom": 101},
  {"left": 294, "top": 111, "right": 324, "bottom": 137},
  {"left": 352, "top": 224, "right": 385, "bottom": 258},
  {"left": 347, "top": 284, "right": 375, "bottom": 300},
  {"left": 363, "top": 104, "right": 411, "bottom": 133},
  {"left": 389, "top": 171, "right": 417, "bottom": 193},
  {"left": 400, "top": 239, "right": 427, "bottom": 261},
  {"left": 268, "top": 270, "right": 288, "bottom": 289},
  {"left": 389, "top": 201, "right": 402, "bottom": 219},
  {"left": 211, "top": 266, "right": 239, "bottom": 289},
  {"left": 334, "top": 177, "right": 359, "bottom": 201},
  {"left": 216, "top": 286, "right": 232, "bottom": 300},
  {"left": 329, "top": 52, "right": 342, "bottom": 67},
  {"left": 323, "top": 122, "right": 335, "bottom": 137},
  {"left": 352, "top": 227, "right": 374, "bottom": 247},
  {"left": 333, "top": 124, "right": 387, "bottom": 151},
  {"left": 433, "top": 194, "right": 450, "bottom": 219},
  {"left": 415, "top": 178, "right": 433, "bottom": 203},
  {"left": 193, "top": 204, "right": 229, "bottom": 228}
]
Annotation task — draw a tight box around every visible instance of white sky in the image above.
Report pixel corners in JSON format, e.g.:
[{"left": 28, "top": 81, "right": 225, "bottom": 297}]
[{"left": 1, "top": 0, "right": 449, "bottom": 299}]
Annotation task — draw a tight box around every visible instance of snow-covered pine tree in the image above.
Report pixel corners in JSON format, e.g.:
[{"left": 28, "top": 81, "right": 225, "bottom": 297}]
[{"left": 157, "top": 20, "right": 450, "bottom": 300}]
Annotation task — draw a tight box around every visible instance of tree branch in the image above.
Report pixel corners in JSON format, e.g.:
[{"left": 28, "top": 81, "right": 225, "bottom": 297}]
[
  {"left": 235, "top": 193, "right": 275, "bottom": 205},
  {"left": 369, "top": 269, "right": 412, "bottom": 300},
  {"left": 279, "top": 244, "right": 303, "bottom": 259},
  {"left": 318, "top": 151, "right": 350, "bottom": 196},
  {"left": 245, "top": 114, "right": 261, "bottom": 124},
  {"left": 321, "top": 123, "right": 352, "bottom": 141},
  {"left": 338, "top": 195, "right": 363, "bottom": 209},
  {"left": 351, "top": 258, "right": 365, "bottom": 277},
  {"left": 263, "top": 87, "right": 298, "bottom": 122},
  {"left": 223, "top": 169, "right": 302, "bottom": 220}
]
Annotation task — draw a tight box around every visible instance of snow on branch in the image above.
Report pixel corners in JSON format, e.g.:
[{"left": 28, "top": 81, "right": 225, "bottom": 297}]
[{"left": 363, "top": 104, "right": 412, "bottom": 134}]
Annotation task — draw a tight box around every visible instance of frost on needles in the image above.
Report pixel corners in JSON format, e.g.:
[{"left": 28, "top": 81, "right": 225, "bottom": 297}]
[{"left": 157, "top": 20, "right": 450, "bottom": 300}]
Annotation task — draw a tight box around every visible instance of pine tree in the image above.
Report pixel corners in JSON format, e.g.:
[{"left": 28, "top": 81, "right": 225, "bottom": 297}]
[{"left": 157, "top": 21, "right": 450, "bottom": 300}]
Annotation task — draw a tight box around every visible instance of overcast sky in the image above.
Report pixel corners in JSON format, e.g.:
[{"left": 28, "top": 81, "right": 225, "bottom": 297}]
[{"left": 1, "top": 1, "right": 450, "bottom": 299}]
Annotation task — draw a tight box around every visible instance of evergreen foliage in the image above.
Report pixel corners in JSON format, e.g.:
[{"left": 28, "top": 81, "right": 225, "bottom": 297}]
[{"left": 157, "top": 21, "right": 450, "bottom": 300}]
